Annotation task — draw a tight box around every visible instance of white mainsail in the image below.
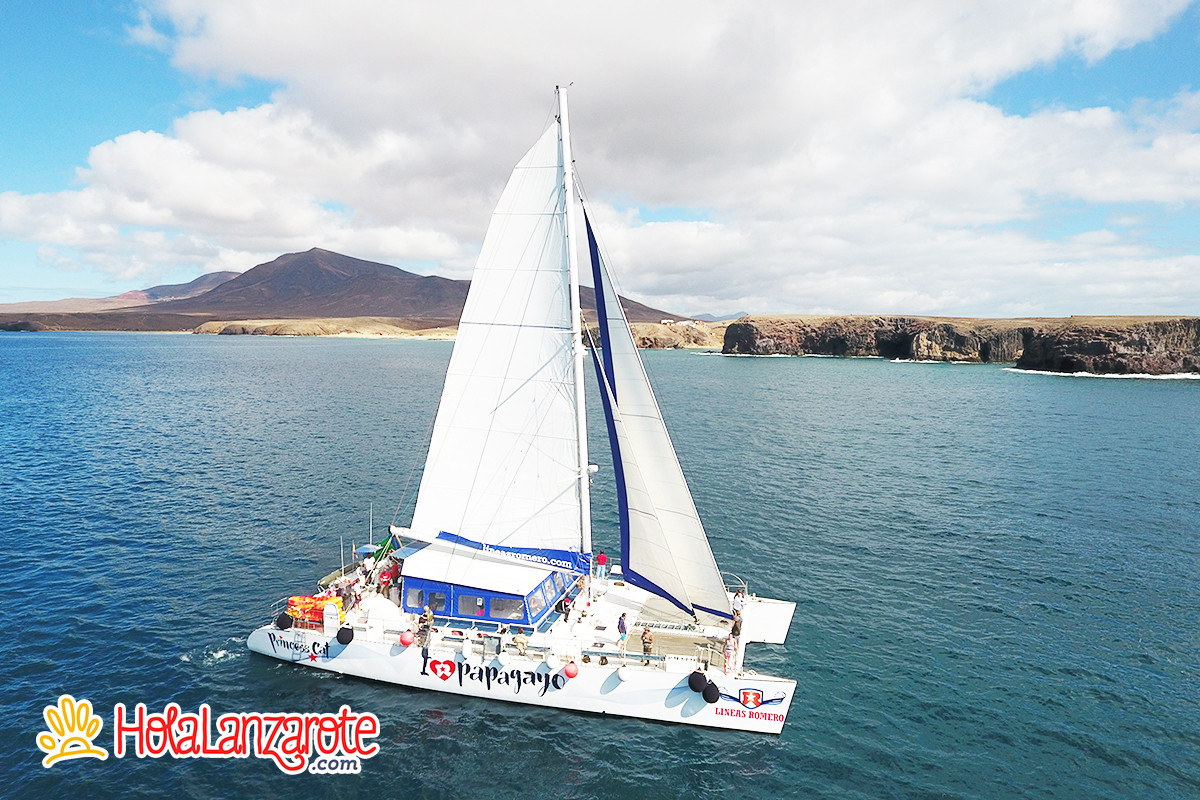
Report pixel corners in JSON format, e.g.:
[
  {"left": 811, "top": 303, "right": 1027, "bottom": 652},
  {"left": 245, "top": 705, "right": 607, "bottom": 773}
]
[
  {"left": 408, "top": 117, "right": 585, "bottom": 560},
  {"left": 585, "top": 214, "right": 732, "bottom": 622}
]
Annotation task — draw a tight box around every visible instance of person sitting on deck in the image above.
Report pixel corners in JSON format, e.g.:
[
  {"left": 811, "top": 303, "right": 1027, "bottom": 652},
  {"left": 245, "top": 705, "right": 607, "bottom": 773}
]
[{"left": 512, "top": 627, "right": 528, "bottom": 656}]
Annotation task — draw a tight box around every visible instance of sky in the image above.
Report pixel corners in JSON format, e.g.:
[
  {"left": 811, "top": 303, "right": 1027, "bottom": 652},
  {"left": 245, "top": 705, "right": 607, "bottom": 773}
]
[{"left": 2, "top": 1, "right": 1199, "bottom": 317}]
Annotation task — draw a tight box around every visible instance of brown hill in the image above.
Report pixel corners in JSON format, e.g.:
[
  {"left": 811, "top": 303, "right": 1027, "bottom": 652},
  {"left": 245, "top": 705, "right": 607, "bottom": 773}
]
[
  {"left": 0, "top": 248, "right": 682, "bottom": 331},
  {"left": 152, "top": 249, "right": 467, "bottom": 322}
]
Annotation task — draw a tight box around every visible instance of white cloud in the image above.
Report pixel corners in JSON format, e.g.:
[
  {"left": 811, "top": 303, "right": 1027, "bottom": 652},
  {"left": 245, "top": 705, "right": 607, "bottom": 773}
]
[{"left": 2, "top": 0, "right": 1198, "bottom": 314}]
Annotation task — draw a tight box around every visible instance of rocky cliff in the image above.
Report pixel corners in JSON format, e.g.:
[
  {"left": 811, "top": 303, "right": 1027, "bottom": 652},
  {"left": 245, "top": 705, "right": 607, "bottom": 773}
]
[
  {"left": 723, "top": 315, "right": 1200, "bottom": 375},
  {"left": 1014, "top": 317, "right": 1200, "bottom": 374}
]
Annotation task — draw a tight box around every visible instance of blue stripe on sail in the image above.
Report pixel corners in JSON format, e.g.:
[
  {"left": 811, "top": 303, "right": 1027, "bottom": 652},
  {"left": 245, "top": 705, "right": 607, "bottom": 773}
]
[
  {"left": 693, "top": 603, "right": 734, "bottom": 621},
  {"left": 435, "top": 531, "right": 589, "bottom": 573},
  {"left": 585, "top": 212, "right": 617, "bottom": 401},
  {"left": 590, "top": 343, "right": 697, "bottom": 619},
  {"left": 623, "top": 567, "right": 695, "bottom": 618},
  {"left": 589, "top": 345, "right": 631, "bottom": 572}
]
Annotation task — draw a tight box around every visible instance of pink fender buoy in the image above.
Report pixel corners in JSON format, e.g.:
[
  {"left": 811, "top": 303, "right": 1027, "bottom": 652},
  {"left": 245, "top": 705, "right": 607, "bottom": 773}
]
[
  {"left": 400, "top": 630, "right": 415, "bottom": 646},
  {"left": 564, "top": 661, "right": 579, "bottom": 679}
]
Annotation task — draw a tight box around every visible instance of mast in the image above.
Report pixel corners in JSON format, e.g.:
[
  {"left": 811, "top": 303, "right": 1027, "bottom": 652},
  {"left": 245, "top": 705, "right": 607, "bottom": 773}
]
[{"left": 558, "top": 85, "right": 592, "bottom": 556}]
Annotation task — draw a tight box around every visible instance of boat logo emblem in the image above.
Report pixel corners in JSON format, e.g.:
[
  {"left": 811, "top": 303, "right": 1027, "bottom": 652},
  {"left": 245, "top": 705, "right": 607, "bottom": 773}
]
[
  {"left": 719, "top": 687, "right": 786, "bottom": 709},
  {"left": 428, "top": 660, "right": 457, "bottom": 681},
  {"left": 36, "top": 695, "right": 110, "bottom": 768}
]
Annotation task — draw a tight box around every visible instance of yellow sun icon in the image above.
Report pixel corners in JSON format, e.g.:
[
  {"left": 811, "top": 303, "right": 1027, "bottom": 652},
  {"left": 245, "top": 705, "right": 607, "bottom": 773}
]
[{"left": 36, "top": 695, "right": 109, "bottom": 767}]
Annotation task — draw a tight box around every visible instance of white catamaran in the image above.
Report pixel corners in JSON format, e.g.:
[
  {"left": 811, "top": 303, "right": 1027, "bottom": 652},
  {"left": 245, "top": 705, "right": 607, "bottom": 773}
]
[{"left": 247, "top": 87, "right": 797, "bottom": 733}]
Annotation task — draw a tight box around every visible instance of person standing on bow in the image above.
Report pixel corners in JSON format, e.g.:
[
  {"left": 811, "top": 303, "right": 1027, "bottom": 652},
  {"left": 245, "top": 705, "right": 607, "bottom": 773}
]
[
  {"left": 732, "top": 588, "right": 746, "bottom": 617},
  {"left": 595, "top": 550, "right": 608, "bottom": 580}
]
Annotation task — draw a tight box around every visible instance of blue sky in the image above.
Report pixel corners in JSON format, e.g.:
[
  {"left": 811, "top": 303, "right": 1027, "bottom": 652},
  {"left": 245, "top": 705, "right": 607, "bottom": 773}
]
[
  {"left": 1, "top": 1, "right": 1198, "bottom": 316},
  {"left": 0, "top": 4, "right": 280, "bottom": 193},
  {"left": 986, "top": 3, "right": 1200, "bottom": 115}
]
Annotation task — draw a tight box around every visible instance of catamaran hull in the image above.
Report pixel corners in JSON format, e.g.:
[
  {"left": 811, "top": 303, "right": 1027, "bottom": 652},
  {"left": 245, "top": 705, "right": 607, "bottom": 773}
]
[{"left": 247, "top": 625, "right": 795, "bottom": 734}]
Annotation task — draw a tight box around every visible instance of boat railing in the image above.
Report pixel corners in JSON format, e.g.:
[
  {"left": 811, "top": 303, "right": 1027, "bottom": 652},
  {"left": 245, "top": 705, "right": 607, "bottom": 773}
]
[
  {"left": 266, "top": 596, "right": 290, "bottom": 622},
  {"left": 318, "top": 562, "right": 361, "bottom": 589},
  {"left": 696, "top": 643, "right": 728, "bottom": 672},
  {"left": 722, "top": 572, "right": 748, "bottom": 596}
]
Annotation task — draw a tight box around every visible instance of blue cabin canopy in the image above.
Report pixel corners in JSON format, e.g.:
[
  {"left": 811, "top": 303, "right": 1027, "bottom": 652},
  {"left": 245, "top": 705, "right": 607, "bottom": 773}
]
[{"left": 399, "top": 545, "right": 572, "bottom": 627}]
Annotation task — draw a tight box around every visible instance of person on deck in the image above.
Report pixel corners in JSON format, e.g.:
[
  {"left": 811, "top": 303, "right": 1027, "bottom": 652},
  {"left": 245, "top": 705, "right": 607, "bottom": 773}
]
[
  {"left": 641, "top": 626, "right": 654, "bottom": 665},
  {"left": 596, "top": 551, "right": 608, "bottom": 580},
  {"left": 617, "top": 613, "right": 628, "bottom": 648},
  {"left": 512, "top": 627, "right": 529, "bottom": 656},
  {"left": 418, "top": 605, "right": 434, "bottom": 646}
]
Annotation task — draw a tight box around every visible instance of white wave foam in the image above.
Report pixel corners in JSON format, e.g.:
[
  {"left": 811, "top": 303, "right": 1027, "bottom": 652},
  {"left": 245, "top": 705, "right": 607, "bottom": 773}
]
[
  {"left": 718, "top": 352, "right": 796, "bottom": 358},
  {"left": 891, "top": 359, "right": 988, "bottom": 365},
  {"left": 1004, "top": 368, "right": 1200, "bottom": 380}
]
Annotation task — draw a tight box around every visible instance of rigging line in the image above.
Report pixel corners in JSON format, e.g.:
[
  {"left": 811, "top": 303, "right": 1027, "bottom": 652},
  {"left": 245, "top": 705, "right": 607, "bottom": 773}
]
[
  {"left": 391, "top": 389, "right": 441, "bottom": 529},
  {"left": 572, "top": 179, "right": 636, "bottom": 312}
]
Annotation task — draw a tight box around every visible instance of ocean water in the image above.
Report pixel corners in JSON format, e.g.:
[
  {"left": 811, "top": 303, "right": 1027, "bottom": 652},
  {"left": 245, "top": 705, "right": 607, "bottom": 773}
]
[{"left": 1, "top": 333, "right": 1197, "bottom": 799}]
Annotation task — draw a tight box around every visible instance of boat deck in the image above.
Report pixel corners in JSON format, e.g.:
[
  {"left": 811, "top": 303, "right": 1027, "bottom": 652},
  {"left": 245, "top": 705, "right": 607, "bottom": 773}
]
[{"left": 282, "top": 573, "right": 741, "bottom": 671}]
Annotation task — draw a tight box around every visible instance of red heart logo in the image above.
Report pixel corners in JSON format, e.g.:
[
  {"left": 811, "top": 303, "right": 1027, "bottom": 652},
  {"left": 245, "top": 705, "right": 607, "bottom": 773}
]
[{"left": 429, "top": 659, "right": 456, "bottom": 681}]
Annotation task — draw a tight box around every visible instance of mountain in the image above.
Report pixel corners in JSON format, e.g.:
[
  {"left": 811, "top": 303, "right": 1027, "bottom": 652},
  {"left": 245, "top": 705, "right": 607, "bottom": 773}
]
[
  {"left": 152, "top": 248, "right": 469, "bottom": 322},
  {"left": 153, "top": 248, "right": 676, "bottom": 324},
  {"left": 0, "top": 271, "right": 240, "bottom": 314},
  {"left": 0, "top": 248, "right": 682, "bottom": 331}
]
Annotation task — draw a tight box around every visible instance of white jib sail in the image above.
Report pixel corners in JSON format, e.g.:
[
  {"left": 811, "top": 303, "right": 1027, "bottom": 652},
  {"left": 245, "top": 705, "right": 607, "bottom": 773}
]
[
  {"left": 587, "top": 214, "right": 732, "bottom": 620},
  {"left": 409, "top": 122, "right": 583, "bottom": 556}
]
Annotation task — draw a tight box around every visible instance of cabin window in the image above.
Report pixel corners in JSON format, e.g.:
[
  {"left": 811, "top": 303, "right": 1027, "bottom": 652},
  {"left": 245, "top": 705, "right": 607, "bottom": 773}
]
[
  {"left": 551, "top": 572, "right": 564, "bottom": 593},
  {"left": 527, "top": 587, "right": 547, "bottom": 618},
  {"left": 458, "top": 594, "right": 486, "bottom": 617},
  {"left": 405, "top": 587, "right": 424, "bottom": 610},
  {"left": 490, "top": 597, "right": 525, "bottom": 620},
  {"left": 428, "top": 592, "right": 446, "bottom": 612}
]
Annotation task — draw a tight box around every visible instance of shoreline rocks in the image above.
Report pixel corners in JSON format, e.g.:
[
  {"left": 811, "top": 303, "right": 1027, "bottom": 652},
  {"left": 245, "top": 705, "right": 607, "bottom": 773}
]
[
  {"left": 1014, "top": 318, "right": 1200, "bottom": 375},
  {"left": 723, "top": 315, "right": 1200, "bottom": 375}
]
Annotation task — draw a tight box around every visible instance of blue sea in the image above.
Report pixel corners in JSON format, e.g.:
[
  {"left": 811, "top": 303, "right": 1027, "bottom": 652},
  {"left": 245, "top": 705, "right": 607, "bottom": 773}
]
[{"left": 2, "top": 333, "right": 1197, "bottom": 799}]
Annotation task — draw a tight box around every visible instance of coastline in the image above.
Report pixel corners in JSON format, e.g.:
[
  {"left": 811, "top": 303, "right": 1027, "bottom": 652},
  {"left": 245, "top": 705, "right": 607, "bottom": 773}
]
[
  {"left": 7, "top": 313, "right": 1198, "bottom": 375},
  {"left": 190, "top": 318, "right": 733, "bottom": 347},
  {"left": 191, "top": 317, "right": 458, "bottom": 339}
]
